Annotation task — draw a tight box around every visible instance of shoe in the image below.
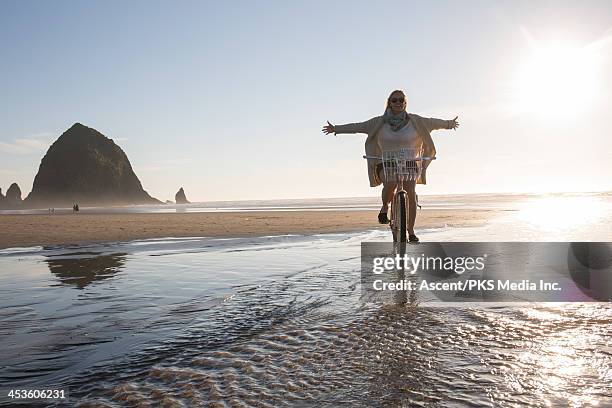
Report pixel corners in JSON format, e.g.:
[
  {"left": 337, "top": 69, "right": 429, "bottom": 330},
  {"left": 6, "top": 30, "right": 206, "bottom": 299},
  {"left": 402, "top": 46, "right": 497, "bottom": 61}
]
[
  {"left": 409, "top": 234, "right": 420, "bottom": 243},
  {"left": 378, "top": 211, "right": 390, "bottom": 224}
]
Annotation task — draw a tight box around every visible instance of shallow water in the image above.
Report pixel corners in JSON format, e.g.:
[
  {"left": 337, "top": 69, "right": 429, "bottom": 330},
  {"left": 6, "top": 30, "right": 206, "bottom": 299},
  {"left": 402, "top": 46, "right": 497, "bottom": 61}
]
[{"left": 1, "top": 195, "right": 611, "bottom": 407}]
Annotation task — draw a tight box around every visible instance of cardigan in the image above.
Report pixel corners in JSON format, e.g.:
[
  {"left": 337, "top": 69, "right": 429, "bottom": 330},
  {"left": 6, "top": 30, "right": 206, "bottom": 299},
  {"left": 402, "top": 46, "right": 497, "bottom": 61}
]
[{"left": 334, "top": 113, "right": 453, "bottom": 187}]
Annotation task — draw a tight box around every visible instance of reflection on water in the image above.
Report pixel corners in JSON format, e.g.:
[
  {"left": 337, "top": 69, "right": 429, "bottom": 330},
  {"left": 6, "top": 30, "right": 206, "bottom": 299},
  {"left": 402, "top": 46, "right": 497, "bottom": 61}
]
[
  {"left": 46, "top": 252, "right": 126, "bottom": 289},
  {"left": 0, "top": 196, "right": 611, "bottom": 406}
]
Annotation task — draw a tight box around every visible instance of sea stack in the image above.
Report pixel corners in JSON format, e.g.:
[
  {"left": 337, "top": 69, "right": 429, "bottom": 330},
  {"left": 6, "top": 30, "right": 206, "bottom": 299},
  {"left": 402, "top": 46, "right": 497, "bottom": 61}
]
[
  {"left": 25, "top": 123, "right": 161, "bottom": 207},
  {"left": 175, "top": 187, "right": 190, "bottom": 204},
  {"left": 4, "top": 183, "right": 23, "bottom": 207}
]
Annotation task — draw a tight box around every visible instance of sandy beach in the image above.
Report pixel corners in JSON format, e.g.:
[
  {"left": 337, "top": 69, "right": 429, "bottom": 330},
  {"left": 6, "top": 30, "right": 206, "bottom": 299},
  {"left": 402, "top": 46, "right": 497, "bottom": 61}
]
[{"left": 0, "top": 208, "right": 502, "bottom": 249}]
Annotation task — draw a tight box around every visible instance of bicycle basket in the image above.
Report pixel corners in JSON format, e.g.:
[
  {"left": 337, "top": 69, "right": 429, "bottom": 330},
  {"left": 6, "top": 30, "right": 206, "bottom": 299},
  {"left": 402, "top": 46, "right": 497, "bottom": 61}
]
[{"left": 381, "top": 148, "right": 422, "bottom": 181}]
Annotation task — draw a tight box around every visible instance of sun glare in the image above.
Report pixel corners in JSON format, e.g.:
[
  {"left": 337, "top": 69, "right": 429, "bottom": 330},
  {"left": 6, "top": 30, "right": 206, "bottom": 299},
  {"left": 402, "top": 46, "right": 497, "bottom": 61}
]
[
  {"left": 512, "top": 38, "right": 602, "bottom": 120},
  {"left": 518, "top": 196, "right": 605, "bottom": 230}
]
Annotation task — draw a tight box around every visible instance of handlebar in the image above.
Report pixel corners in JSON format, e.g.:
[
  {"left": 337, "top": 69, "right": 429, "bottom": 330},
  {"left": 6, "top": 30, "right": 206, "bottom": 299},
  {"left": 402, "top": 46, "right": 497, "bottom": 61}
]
[{"left": 363, "top": 155, "right": 436, "bottom": 161}]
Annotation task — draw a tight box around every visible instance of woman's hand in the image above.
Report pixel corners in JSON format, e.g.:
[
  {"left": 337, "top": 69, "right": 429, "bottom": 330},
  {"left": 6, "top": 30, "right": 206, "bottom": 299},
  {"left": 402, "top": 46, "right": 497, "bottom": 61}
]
[
  {"left": 449, "top": 116, "right": 460, "bottom": 130},
  {"left": 322, "top": 121, "right": 335, "bottom": 135}
]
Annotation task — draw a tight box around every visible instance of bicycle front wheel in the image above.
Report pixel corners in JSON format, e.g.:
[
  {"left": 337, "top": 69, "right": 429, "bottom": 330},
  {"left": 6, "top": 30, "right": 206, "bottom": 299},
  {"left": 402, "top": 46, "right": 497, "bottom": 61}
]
[{"left": 394, "top": 191, "right": 407, "bottom": 243}]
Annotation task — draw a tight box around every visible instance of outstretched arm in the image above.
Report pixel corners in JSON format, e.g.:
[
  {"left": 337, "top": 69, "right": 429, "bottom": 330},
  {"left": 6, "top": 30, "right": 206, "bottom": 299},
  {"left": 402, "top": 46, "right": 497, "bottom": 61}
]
[
  {"left": 322, "top": 119, "right": 372, "bottom": 135},
  {"left": 423, "top": 116, "right": 460, "bottom": 132}
]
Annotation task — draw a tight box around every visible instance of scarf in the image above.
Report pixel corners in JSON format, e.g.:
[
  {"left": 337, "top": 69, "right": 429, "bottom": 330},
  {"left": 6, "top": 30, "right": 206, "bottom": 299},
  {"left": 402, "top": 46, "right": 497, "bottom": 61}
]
[{"left": 382, "top": 108, "right": 409, "bottom": 131}]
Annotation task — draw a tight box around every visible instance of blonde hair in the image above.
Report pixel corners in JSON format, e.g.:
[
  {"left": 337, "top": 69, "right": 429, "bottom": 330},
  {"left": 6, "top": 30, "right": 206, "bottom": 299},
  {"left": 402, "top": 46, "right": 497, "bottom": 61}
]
[{"left": 386, "top": 89, "right": 406, "bottom": 110}]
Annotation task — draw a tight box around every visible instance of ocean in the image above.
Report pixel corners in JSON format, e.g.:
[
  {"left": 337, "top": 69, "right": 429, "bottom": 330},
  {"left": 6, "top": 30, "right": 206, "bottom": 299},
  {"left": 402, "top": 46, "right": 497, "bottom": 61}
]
[{"left": 4, "top": 191, "right": 609, "bottom": 215}]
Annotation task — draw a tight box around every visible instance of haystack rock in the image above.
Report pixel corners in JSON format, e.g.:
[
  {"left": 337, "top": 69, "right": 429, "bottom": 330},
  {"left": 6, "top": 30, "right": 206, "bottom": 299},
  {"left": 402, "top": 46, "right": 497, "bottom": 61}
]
[
  {"left": 175, "top": 187, "right": 190, "bottom": 204},
  {"left": 4, "top": 183, "right": 23, "bottom": 207},
  {"left": 25, "top": 123, "right": 161, "bottom": 207}
]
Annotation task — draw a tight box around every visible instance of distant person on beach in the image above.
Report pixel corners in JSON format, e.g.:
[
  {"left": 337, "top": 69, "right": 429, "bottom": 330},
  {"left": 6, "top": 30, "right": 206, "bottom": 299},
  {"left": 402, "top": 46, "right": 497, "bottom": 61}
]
[{"left": 322, "top": 89, "right": 458, "bottom": 242}]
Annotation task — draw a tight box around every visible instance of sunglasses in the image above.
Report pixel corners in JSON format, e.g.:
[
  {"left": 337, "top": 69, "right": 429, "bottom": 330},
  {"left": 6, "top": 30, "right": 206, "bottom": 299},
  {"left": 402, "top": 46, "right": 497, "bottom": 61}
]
[{"left": 390, "top": 98, "right": 405, "bottom": 103}]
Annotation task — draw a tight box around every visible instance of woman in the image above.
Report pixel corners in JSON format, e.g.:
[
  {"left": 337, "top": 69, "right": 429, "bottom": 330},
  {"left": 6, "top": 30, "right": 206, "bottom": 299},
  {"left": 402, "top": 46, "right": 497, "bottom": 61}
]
[{"left": 322, "top": 89, "right": 458, "bottom": 242}]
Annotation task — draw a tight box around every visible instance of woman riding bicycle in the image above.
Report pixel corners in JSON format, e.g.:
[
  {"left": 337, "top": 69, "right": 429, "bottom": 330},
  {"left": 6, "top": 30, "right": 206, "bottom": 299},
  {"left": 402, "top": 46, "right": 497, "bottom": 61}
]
[{"left": 322, "top": 89, "right": 459, "bottom": 242}]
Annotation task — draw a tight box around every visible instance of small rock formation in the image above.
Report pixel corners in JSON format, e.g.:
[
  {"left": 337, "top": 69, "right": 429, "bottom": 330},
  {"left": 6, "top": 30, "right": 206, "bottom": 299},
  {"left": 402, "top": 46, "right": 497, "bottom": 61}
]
[
  {"left": 0, "top": 188, "right": 4, "bottom": 202},
  {"left": 165, "top": 200, "right": 174, "bottom": 204},
  {"left": 4, "top": 183, "right": 23, "bottom": 207},
  {"left": 175, "top": 187, "right": 190, "bottom": 204},
  {"left": 25, "top": 123, "right": 161, "bottom": 207}
]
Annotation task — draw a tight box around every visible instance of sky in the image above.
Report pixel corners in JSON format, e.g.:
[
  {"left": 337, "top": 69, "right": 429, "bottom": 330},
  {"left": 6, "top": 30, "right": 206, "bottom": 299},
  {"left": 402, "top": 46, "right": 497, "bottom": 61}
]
[{"left": 1, "top": 0, "right": 612, "bottom": 202}]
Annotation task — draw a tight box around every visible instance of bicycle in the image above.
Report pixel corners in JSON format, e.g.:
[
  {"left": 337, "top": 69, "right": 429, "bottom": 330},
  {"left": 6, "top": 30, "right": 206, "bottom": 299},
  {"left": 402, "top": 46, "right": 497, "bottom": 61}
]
[{"left": 364, "top": 148, "right": 436, "bottom": 243}]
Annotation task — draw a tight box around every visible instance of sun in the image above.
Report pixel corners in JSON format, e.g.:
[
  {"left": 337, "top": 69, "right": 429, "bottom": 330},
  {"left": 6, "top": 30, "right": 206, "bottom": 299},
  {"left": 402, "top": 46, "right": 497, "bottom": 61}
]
[{"left": 512, "top": 34, "right": 602, "bottom": 120}]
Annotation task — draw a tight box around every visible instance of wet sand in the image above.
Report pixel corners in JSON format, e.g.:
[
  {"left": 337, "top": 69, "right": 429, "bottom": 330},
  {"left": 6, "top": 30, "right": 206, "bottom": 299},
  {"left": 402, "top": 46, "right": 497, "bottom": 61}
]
[
  {"left": 0, "top": 209, "right": 502, "bottom": 249},
  {"left": 2, "top": 230, "right": 609, "bottom": 406}
]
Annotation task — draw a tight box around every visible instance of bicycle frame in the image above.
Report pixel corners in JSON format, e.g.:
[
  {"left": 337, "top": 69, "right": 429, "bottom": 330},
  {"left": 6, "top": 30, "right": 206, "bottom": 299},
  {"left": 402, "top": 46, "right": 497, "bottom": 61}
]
[{"left": 364, "top": 149, "right": 435, "bottom": 243}]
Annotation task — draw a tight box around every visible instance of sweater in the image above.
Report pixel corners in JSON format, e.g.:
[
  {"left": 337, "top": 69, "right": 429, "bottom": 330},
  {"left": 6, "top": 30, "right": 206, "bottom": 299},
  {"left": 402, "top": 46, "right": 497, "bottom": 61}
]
[{"left": 334, "top": 113, "right": 453, "bottom": 186}]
